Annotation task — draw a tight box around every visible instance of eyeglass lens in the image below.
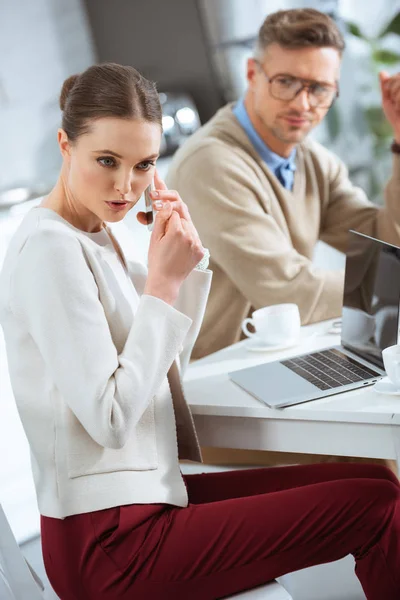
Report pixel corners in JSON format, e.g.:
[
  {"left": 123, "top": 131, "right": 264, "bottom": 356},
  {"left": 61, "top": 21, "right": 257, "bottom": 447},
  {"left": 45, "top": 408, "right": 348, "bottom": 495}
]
[{"left": 271, "top": 76, "right": 336, "bottom": 107}]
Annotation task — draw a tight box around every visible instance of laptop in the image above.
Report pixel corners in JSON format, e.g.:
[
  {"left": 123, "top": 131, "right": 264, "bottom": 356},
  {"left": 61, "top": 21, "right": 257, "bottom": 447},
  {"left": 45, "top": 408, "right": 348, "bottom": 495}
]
[{"left": 228, "top": 230, "right": 400, "bottom": 408}]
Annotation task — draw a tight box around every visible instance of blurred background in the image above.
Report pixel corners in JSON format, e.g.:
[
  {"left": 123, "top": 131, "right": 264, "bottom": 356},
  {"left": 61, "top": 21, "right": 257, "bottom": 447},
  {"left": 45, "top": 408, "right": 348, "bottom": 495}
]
[
  {"left": 1, "top": 0, "right": 400, "bottom": 205},
  {"left": 0, "top": 1, "right": 400, "bottom": 598}
]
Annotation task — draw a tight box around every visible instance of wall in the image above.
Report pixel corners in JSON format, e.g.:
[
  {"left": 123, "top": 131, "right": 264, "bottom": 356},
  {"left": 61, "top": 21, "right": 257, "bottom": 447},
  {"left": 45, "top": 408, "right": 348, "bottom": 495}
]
[
  {"left": 82, "top": 0, "right": 224, "bottom": 124},
  {"left": 0, "top": 0, "right": 96, "bottom": 193}
]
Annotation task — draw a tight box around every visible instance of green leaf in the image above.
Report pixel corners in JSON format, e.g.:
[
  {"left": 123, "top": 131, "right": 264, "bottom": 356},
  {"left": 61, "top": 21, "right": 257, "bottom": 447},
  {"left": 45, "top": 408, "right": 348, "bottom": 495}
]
[
  {"left": 372, "top": 49, "right": 400, "bottom": 64},
  {"left": 378, "top": 11, "right": 400, "bottom": 38},
  {"left": 364, "top": 106, "right": 393, "bottom": 140},
  {"left": 346, "top": 21, "right": 366, "bottom": 39}
]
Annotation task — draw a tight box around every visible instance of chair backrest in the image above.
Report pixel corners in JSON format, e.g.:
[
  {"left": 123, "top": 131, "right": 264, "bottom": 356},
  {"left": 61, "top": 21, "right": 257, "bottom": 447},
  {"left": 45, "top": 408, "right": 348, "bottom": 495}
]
[{"left": 0, "top": 503, "right": 45, "bottom": 600}]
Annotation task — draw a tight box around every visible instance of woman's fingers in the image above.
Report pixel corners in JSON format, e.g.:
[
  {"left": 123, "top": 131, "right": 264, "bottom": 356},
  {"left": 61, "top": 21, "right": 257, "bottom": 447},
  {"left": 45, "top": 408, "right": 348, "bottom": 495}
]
[
  {"left": 152, "top": 202, "right": 173, "bottom": 238},
  {"left": 180, "top": 219, "right": 204, "bottom": 257},
  {"left": 181, "top": 216, "right": 200, "bottom": 242},
  {"left": 153, "top": 169, "right": 168, "bottom": 191},
  {"left": 137, "top": 186, "right": 202, "bottom": 254},
  {"left": 165, "top": 209, "right": 183, "bottom": 235},
  {"left": 150, "top": 172, "right": 192, "bottom": 222},
  {"left": 151, "top": 188, "right": 178, "bottom": 199},
  {"left": 150, "top": 189, "right": 182, "bottom": 204},
  {"left": 151, "top": 191, "right": 191, "bottom": 221}
]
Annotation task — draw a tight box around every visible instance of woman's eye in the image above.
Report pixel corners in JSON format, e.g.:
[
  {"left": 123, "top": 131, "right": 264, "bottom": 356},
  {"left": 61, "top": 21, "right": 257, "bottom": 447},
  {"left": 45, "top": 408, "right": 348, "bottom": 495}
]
[
  {"left": 137, "top": 161, "right": 155, "bottom": 171},
  {"left": 97, "top": 157, "right": 116, "bottom": 168}
]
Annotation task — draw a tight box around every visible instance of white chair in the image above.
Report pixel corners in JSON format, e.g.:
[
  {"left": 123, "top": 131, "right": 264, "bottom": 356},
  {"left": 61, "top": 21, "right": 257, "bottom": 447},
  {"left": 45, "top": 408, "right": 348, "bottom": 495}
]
[
  {"left": 227, "top": 580, "right": 292, "bottom": 598},
  {"left": 0, "top": 503, "right": 45, "bottom": 600}
]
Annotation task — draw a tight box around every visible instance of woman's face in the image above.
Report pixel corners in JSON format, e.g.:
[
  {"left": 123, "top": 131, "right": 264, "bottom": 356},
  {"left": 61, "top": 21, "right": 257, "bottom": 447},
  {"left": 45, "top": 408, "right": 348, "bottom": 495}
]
[{"left": 59, "top": 116, "right": 161, "bottom": 226}]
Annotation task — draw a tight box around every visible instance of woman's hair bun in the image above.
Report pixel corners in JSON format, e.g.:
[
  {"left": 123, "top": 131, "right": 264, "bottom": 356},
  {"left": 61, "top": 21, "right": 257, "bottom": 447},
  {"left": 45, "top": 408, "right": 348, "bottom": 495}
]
[
  {"left": 59, "top": 63, "right": 162, "bottom": 141},
  {"left": 59, "top": 74, "right": 79, "bottom": 111}
]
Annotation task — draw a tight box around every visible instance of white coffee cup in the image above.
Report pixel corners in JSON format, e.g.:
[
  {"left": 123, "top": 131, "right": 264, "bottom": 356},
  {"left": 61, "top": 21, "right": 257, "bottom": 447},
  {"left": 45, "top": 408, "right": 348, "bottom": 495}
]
[
  {"left": 382, "top": 344, "right": 400, "bottom": 389},
  {"left": 241, "top": 303, "right": 301, "bottom": 346}
]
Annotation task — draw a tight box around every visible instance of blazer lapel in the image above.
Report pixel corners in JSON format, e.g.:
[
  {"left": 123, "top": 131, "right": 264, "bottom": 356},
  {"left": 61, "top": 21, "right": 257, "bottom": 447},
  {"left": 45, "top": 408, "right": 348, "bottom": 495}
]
[{"left": 168, "top": 360, "right": 202, "bottom": 463}]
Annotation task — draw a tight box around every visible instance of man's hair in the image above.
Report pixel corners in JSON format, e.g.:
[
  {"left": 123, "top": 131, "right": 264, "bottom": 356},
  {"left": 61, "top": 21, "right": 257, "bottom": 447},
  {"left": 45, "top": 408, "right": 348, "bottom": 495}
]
[{"left": 255, "top": 8, "right": 345, "bottom": 58}]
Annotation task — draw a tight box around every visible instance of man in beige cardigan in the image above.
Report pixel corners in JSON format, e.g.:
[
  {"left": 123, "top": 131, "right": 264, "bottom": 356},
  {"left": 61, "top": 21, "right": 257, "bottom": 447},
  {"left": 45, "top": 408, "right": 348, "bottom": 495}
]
[{"left": 167, "top": 9, "right": 400, "bottom": 468}]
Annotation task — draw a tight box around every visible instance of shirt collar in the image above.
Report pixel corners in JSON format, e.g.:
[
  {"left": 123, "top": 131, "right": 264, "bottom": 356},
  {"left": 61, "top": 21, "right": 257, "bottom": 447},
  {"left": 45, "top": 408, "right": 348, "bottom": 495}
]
[{"left": 233, "top": 97, "right": 296, "bottom": 172}]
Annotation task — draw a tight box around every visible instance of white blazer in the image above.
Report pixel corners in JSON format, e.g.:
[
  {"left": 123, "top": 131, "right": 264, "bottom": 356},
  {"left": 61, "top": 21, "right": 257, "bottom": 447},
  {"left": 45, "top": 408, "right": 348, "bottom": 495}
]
[{"left": 0, "top": 208, "right": 212, "bottom": 518}]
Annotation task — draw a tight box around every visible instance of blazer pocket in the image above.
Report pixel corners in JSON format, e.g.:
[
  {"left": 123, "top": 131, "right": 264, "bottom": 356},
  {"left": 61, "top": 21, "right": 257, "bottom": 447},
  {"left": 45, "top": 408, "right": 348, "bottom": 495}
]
[{"left": 64, "top": 397, "right": 158, "bottom": 479}]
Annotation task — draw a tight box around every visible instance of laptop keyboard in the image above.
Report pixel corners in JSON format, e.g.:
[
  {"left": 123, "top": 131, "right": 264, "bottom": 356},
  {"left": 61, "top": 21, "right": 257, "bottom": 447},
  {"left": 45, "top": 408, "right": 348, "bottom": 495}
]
[{"left": 281, "top": 348, "right": 380, "bottom": 391}]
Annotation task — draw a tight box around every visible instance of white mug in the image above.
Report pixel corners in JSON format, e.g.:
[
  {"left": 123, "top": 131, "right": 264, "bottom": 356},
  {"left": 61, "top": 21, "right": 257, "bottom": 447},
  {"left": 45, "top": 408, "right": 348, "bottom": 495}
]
[
  {"left": 382, "top": 344, "right": 400, "bottom": 389},
  {"left": 241, "top": 303, "right": 301, "bottom": 346}
]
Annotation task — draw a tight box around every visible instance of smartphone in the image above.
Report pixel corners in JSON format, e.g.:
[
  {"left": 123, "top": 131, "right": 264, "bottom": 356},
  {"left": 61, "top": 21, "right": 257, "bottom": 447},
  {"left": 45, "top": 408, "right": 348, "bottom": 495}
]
[{"left": 144, "top": 179, "right": 156, "bottom": 231}]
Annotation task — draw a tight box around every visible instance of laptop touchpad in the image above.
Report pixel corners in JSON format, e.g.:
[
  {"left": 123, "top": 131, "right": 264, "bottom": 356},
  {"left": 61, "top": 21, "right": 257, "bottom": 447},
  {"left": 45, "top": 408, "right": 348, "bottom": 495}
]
[{"left": 229, "top": 361, "right": 319, "bottom": 407}]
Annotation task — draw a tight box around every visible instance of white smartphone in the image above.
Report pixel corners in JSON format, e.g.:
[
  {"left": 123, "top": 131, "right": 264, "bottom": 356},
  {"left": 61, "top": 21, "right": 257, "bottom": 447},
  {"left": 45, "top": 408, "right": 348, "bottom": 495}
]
[{"left": 144, "top": 179, "right": 156, "bottom": 231}]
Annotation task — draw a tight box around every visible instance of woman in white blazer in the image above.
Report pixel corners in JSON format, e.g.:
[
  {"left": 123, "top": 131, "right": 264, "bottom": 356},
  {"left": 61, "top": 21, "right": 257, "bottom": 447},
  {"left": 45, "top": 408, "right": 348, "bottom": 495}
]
[{"left": 0, "top": 63, "right": 399, "bottom": 600}]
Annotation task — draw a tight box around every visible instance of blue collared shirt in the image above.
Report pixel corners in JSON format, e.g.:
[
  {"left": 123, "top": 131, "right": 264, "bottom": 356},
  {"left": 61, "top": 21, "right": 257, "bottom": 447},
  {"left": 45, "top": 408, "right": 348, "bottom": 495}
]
[{"left": 233, "top": 98, "right": 296, "bottom": 191}]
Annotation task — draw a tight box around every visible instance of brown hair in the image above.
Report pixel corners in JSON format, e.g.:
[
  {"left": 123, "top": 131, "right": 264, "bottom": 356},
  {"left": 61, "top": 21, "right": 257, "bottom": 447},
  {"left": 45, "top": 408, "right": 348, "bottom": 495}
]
[
  {"left": 255, "top": 9, "right": 345, "bottom": 57},
  {"left": 59, "top": 62, "right": 162, "bottom": 141}
]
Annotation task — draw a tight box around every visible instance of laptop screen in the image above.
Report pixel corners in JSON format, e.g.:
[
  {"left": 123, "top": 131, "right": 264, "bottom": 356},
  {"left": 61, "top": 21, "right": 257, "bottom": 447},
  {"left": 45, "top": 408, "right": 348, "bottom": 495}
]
[{"left": 341, "top": 230, "right": 400, "bottom": 369}]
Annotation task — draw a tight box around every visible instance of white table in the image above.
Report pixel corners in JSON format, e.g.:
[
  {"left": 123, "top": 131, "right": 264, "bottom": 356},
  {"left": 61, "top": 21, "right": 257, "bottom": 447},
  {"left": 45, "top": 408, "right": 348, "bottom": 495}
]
[{"left": 184, "top": 320, "right": 400, "bottom": 466}]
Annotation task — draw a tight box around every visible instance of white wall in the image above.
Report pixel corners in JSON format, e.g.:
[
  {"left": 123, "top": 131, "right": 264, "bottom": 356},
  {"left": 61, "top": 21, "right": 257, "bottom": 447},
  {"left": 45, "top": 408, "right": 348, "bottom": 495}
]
[
  {"left": 0, "top": 0, "right": 96, "bottom": 193},
  {"left": 339, "top": 0, "right": 400, "bottom": 36}
]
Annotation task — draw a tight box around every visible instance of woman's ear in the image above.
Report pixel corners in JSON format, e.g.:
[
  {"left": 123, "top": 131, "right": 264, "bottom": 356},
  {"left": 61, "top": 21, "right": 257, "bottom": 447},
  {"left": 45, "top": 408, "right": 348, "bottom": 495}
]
[{"left": 57, "top": 128, "right": 71, "bottom": 160}]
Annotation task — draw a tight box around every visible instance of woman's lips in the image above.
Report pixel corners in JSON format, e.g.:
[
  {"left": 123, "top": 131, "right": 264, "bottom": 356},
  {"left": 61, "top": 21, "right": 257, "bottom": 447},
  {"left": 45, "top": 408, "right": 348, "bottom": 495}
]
[{"left": 105, "top": 201, "right": 129, "bottom": 211}]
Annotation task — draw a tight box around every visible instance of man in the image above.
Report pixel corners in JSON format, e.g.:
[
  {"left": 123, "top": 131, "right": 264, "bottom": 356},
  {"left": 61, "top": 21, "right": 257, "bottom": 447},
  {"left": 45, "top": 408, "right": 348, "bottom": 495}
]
[
  {"left": 167, "top": 8, "right": 400, "bottom": 361},
  {"left": 167, "top": 8, "right": 400, "bottom": 470}
]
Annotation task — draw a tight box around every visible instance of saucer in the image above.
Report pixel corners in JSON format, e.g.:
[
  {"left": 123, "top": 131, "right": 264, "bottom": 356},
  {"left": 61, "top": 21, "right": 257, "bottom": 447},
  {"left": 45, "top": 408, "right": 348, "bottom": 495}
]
[
  {"left": 373, "top": 377, "right": 400, "bottom": 396},
  {"left": 245, "top": 338, "right": 299, "bottom": 353}
]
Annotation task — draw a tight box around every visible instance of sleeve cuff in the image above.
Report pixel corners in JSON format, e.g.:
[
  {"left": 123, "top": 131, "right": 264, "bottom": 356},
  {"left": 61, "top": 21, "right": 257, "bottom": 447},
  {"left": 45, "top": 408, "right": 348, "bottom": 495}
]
[
  {"left": 195, "top": 248, "right": 210, "bottom": 271},
  {"left": 140, "top": 294, "right": 193, "bottom": 332}
]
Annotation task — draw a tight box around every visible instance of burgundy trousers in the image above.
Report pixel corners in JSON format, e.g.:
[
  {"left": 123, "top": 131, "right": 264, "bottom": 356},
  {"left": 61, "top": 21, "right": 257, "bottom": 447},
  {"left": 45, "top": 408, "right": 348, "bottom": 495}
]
[{"left": 41, "top": 462, "right": 400, "bottom": 600}]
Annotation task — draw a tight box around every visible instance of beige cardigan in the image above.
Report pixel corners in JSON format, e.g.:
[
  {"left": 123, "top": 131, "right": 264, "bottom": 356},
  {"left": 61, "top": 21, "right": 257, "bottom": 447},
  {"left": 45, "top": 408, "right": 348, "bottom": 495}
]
[{"left": 166, "top": 104, "right": 400, "bottom": 358}]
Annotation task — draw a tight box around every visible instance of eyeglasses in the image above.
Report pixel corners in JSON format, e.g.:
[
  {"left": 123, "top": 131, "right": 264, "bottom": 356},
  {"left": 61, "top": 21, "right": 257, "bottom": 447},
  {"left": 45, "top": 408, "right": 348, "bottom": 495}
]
[{"left": 255, "top": 61, "right": 339, "bottom": 109}]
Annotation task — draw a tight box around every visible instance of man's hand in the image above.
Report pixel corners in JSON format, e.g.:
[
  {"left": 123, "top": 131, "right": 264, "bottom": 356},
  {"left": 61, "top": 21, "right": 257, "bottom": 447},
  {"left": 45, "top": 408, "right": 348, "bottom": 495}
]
[{"left": 380, "top": 71, "right": 400, "bottom": 143}]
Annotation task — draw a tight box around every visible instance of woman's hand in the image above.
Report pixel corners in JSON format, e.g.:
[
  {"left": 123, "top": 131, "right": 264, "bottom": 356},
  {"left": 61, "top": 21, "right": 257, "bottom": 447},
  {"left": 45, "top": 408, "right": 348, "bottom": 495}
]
[
  {"left": 142, "top": 172, "right": 205, "bottom": 305},
  {"left": 137, "top": 170, "right": 196, "bottom": 226}
]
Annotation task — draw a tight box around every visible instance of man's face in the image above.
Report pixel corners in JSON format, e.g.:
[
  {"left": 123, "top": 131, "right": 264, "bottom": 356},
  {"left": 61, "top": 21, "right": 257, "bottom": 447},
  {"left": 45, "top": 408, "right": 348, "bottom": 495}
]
[{"left": 247, "top": 43, "right": 341, "bottom": 146}]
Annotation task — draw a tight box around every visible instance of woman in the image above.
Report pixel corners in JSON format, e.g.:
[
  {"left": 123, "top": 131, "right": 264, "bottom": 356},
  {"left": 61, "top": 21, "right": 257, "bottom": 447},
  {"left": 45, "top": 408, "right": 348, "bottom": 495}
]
[{"left": 0, "top": 63, "right": 399, "bottom": 600}]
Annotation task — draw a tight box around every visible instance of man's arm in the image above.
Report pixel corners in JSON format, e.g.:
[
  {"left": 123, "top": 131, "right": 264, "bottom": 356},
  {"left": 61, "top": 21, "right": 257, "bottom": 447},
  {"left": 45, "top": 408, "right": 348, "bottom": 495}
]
[
  {"left": 321, "top": 70, "right": 400, "bottom": 251},
  {"left": 168, "top": 143, "right": 343, "bottom": 325}
]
